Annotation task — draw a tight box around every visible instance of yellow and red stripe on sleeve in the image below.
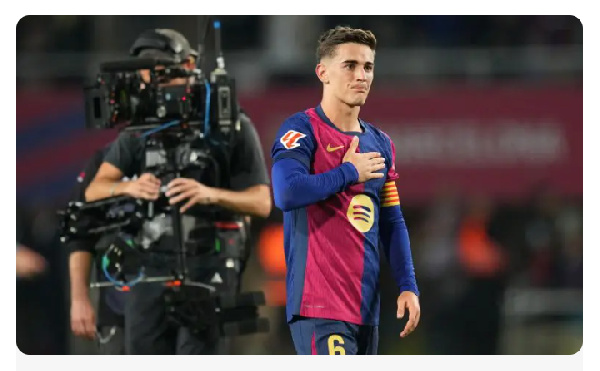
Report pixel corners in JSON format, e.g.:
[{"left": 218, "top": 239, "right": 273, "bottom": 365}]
[{"left": 381, "top": 181, "right": 400, "bottom": 207}]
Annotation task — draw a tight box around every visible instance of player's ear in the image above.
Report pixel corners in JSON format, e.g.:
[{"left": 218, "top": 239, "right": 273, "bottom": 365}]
[{"left": 315, "top": 63, "right": 329, "bottom": 84}]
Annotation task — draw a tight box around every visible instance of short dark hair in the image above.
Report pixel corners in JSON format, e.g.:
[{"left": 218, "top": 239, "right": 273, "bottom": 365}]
[{"left": 316, "top": 26, "right": 377, "bottom": 62}]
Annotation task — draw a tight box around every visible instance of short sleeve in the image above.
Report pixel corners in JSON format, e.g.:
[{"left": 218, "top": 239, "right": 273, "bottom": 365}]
[
  {"left": 103, "top": 132, "right": 144, "bottom": 178},
  {"left": 229, "top": 112, "right": 270, "bottom": 191},
  {"left": 271, "top": 113, "right": 316, "bottom": 169},
  {"left": 69, "top": 149, "right": 107, "bottom": 202}
]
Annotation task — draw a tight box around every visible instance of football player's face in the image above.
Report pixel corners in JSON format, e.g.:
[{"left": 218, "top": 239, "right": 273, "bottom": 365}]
[{"left": 317, "top": 43, "right": 375, "bottom": 107}]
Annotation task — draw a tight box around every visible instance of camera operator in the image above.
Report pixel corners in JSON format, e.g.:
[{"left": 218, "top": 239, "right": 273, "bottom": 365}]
[
  {"left": 68, "top": 36, "right": 202, "bottom": 354},
  {"left": 85, "top": 28, "right": 271, "bottom": 355}
]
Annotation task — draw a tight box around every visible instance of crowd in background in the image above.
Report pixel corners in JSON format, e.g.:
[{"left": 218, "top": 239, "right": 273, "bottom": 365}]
[{"left": 17, "top": 15, "right": 582, "bottom": 53}]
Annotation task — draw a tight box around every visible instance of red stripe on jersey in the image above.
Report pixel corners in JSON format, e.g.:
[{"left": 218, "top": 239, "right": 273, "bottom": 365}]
[{"left": 300, "top": 109, "right": 366, "bottom": 325}]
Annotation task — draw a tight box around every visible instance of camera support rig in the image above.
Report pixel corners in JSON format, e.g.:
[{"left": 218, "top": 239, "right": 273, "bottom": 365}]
[
  {"left": 59, "top": 123, "right": 269, "bottom": 339},
  {"left": 60, "top": 19, "right": 269, "bottom": 339}
]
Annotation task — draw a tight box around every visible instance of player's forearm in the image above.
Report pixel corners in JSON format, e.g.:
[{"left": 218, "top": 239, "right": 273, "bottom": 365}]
[
  {"left": 85, "top": 179, "right": 129, "bottom": 202},
  {"left": 213, "top": 185, "right": 272, "bottom": 218},
  {"left": 380, "top": 205, "right": 419, "bottom": 295},
  {"left": 69, "top": 251, "right": 93, "bottom": 301},
  {"left": 272, "top": 158, "right": 358, "bottom": 212}
]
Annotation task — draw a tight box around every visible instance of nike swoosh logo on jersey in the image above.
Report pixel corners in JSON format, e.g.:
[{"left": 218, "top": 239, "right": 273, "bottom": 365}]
[{"left": 326, "top": 144, "right": 344, "bottom": 152}]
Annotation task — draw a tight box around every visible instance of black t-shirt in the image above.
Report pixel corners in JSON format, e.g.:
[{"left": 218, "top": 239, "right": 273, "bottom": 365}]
[
  {"left": 103, "top": 111, "right": 269, "bottom": 255},
  {"left": 68, "top": 113, "right": 269, "bottom": 325},
  {"left": 104, "top": 112, "right": 270, "bottom": 192}
]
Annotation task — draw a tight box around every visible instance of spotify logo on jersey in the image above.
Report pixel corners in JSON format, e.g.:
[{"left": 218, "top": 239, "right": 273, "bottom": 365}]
[{"left": 346, "top": 194, "right": 375, "bottom": 233}]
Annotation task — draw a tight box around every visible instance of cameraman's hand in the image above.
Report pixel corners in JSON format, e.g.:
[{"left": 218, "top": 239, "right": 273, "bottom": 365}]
[
  {"left": 124, "top": 173, "right": 161, "bottom": 200},
  {"left": 70, "top": 298, "right": 96, "bottom": 340},
  {"left": 166, "top": 178, "right": 220, "bottom": 213},
  {"left": 342, "top": 136, "right": 386, "bottom": 183}
]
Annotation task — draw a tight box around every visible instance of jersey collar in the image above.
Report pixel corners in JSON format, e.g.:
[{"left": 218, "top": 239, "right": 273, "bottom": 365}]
[{"left": 315, "top": 104, "right": 366, "bottom": 136}]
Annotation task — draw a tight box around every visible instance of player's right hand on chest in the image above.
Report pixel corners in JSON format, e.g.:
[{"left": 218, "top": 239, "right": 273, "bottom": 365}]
[
  {"left": 124, "top": 173, "right": 161, "bottom": 200},
  {"left": 342, "top": 136, "right": 386, "bottom": 183}
]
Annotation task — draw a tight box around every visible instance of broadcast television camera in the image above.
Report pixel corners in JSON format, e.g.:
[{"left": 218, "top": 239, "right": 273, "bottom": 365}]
[
  {"left": 84, "top": 56, "right": 238, "bottom": 140},
  {"left": 59, "top": 20, "right": 269, "bottom": 339}
]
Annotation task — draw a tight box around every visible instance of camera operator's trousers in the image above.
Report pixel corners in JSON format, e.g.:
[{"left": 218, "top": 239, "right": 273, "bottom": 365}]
[{"left": 123, "top": 255, "right": 239, "bottom": 355}]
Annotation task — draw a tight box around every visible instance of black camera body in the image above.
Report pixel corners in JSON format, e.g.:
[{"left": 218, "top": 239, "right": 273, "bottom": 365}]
[{"left": 84, "top": 57, "right": 238, "bottom": 145}]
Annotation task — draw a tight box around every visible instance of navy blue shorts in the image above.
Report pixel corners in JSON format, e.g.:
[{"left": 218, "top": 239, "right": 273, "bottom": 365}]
[{"left": 288, "top": 316, "right": 378, "bottom": 355}]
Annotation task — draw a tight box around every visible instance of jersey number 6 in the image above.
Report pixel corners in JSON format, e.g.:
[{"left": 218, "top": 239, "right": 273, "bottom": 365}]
[{"left": 328, "top": 335, "right": 345, "bottom": 355}]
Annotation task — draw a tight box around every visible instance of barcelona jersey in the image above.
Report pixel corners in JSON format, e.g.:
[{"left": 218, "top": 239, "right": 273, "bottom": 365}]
[{"left": 271, "top": 105, "right": 402, "bottom": 326}]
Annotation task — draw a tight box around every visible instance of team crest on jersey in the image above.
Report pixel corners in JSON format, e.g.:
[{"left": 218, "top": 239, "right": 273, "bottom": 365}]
[
  {"left": 280, "top": 130, "right": 306, "bottom": 149},
  {"left": 347, "top": 194, "right": 375, "bottom": 233}
]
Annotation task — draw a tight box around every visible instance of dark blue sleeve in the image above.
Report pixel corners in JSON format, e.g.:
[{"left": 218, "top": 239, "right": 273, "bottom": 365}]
[
  {"left": 272, "top": 158, "right": 358, "bottom": 212},
  {"left": 271, "top": 113, "right": 315, "bottom": 169},
  {"left": 379, "top": 204, "right": 419, "bottom": 296}
]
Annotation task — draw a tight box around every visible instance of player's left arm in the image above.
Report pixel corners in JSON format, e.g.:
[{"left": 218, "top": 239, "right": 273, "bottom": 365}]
[{"left": 378, "top": 137, "right": 420, "bottom": 338}]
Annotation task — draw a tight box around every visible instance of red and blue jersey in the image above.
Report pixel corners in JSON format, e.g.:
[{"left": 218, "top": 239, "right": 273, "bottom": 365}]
[{"left": 271, "top": 105, "right": 418, "bottom": 326}]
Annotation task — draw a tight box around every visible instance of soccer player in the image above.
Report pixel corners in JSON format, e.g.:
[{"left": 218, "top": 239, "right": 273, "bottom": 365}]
[{"left": 270, "top": 26, "right": 420, "bottom": 355}]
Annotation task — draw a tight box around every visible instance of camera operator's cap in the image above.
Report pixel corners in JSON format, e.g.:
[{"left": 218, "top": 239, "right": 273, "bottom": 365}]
[{"left": 130, "top": 28, "right": 194, "bottom": 63}]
